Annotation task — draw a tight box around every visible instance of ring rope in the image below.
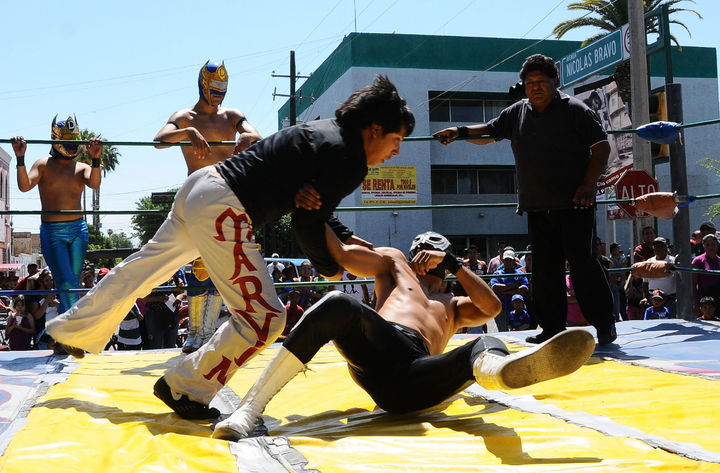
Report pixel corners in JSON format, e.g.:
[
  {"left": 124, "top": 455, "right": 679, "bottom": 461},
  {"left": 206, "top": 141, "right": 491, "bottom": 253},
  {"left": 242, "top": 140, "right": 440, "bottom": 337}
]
[
  {"left": 2, "top": 192, "right": 719, "bottom": 216},
  {"left": 2, "top": 265, "right": 719, "bottom": 299},
  {"left": 0, "top": 210, "right": 165, "bottom": 216},
  {"left": 2, "top": 117, "right": 719, "bottom": 147},
  {"left": 605, "top": 117, "right": 720, "bottom": 134},
  {"left": 0, "top": 138, "right": 239, "bottom": 147}
]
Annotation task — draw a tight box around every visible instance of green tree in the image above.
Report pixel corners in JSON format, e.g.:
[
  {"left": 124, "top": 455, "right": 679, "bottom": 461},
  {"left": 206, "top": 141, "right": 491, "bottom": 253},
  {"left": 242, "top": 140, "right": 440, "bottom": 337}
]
[
  {"left": 87, "top": 223, "right": 110, "bottom": 249},
  {"left": 75, "top": 128, "right": 122, "bottom": 228},
  {"left": 255, "top": 214, "right": 300, "bottom": 257},
  {"left": 87, "top": 225, "right": 134, "bottom": 267},
  {"left": 131, "top": 189, "right": 177, "bottom": 245},
  {"left": 106, "top": 229, "right": 133, "bottom": 249},
  {"left": 130, "top": 190, "right": 301, "bottom": 256},
  {"left": 553, "top": 0, "right": 701, "bottom": 107},
  {"left": 699, "top": 158, "right": 720, "bottom": 220}
]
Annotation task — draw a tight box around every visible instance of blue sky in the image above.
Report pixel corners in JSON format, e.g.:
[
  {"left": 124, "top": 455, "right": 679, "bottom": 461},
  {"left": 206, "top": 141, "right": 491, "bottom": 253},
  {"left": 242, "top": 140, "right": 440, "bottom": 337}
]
[{"left": 1, "top": 0, "right": 716, "bottom": 245}]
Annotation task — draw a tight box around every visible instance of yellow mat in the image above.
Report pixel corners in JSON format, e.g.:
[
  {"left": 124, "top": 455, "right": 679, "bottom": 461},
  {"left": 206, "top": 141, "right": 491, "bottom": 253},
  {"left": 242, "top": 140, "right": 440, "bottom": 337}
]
[{"left": 0, "top": 338, "right": 718, "bottom": 472}]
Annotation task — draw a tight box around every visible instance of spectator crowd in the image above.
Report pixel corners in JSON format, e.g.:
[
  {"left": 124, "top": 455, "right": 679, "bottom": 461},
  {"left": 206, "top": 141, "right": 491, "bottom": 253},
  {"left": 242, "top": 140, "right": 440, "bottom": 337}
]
[{"left": 2, "top": 219, "right": 719, "bottom": 352}]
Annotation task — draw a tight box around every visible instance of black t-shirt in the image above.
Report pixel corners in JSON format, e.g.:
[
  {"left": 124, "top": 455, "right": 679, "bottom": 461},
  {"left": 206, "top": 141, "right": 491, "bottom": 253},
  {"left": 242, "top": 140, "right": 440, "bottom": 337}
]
[
  {"left": 216, "top": 119, "right": 367, "bottom": 276},
  {"left": 487, "top": 92, "right": 608, "bottom": 212}
]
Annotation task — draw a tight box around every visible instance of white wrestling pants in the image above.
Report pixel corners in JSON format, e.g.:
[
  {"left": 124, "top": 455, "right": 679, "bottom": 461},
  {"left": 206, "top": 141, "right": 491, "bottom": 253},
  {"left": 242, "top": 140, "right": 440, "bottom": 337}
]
[{"left": 47, "top": 167, "right": 286, "bottom": 404}]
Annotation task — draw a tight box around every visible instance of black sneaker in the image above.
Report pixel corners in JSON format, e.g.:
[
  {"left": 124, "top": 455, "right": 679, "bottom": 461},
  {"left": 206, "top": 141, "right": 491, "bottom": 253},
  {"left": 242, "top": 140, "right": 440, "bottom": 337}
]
[
  {"left": 153, "top": 377, "right": 220, "bottom": 420},
  {"left": 525, "top": 329, "right": 563, "bottom": 345},
  {"left": 597, "top": 323, "right": 617, "bottom": 346},
  {"left": 54, "top": 342, "right": 85, "bottom": 359}
]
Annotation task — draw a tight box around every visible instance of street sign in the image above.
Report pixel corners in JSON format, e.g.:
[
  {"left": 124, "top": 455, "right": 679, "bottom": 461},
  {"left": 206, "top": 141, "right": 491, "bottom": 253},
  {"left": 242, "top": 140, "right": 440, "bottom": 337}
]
[
  {"left": 615, "top": 169, "right": 659, "bottom": 218},
  {"left": 559, "top": 25, "right": 630, "bottom": 88},
  {"left": 151, "top": 191, "right": 177, "bottom": 204}
]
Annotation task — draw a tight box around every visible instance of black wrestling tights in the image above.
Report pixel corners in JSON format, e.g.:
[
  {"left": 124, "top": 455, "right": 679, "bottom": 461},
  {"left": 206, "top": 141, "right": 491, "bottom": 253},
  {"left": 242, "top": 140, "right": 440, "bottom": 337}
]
[{"left": 283, "top": 291, "right": 509, "bottom": 413}]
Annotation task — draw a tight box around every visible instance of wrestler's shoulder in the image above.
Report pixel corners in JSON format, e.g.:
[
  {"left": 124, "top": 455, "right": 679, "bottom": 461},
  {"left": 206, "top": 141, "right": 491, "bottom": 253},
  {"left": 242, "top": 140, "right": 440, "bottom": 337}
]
[
  {"left": 376, "top": 247, "right": 404, "bottom": 257},
  {"left": 218, "top": 107, "right": 247, "bottom": 120},
  {"left": 170, "top": 108, "right": 197, "bottom": 120}
]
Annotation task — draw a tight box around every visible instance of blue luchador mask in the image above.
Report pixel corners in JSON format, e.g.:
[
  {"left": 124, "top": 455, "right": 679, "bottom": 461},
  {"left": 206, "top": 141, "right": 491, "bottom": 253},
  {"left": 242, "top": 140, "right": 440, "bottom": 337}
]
[{"left": 198, "top": 61, "right": 228, "bottom": 104}]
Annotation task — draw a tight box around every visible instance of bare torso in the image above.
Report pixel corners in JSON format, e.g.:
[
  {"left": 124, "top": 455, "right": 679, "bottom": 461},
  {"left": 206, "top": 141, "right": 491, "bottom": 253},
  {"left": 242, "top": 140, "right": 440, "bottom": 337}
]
[
  {"left": 172, "top": 107, "right": 242, "bottom": 174},
  {"left": 373, "top": 247, "right": 457, "bottom": 355},
  {"left": 36, "top": 158, "right": 93, "bottom": 222}
]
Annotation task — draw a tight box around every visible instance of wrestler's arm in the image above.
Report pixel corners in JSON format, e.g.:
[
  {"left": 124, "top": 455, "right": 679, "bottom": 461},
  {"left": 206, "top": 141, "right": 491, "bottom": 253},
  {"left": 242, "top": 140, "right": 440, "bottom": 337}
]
[
  {"left": 232, "top": 110, "right": 262, "bottom": 153},
  {"left": 154, "top": 111, "right": 210, "bottom": 158},
  {"left": 572, "top": 140, "right": 609, "bottom": 208},
  {"left": 409, "top": 249, "right": 500, "bottom": 327},
  {"left": 12, "top": 137, "right": 41, "bottom": 192},
  {"left": 453, "top": 265, "right": 502, "bottom": 330},
  {"left": 83, "top": 138, "right": 103, "bottom": 189},
  {"left": 324, "top": 224, "right": 391, "bottom": 278},
  {"left": 433, "top": 124, "right": 496, "bottom": 145},
  {"left": 17, "top": 160, "right": 42, "bottom": 192}
]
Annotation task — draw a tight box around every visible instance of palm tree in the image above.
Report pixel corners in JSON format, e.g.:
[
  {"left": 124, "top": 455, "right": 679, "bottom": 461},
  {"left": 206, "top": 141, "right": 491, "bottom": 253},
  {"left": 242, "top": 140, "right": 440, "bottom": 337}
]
[
  {"left": 553, "top": 0, "right": 701, "bottom": 107},
  {"left": 75, "top": 129, "right": 121, "bottom": 229}
]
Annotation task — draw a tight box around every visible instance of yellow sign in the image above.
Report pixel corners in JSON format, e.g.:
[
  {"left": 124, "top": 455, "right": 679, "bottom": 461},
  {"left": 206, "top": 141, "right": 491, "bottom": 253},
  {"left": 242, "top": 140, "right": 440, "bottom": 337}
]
[{"left": 361, "top": 166, "right": 417, "bottom": 205}]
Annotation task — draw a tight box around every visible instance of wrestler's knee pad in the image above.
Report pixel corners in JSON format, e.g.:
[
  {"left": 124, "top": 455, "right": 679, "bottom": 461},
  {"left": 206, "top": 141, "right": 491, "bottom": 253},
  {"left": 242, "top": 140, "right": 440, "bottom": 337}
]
[{"left": 470, "top": 336, "right": 510, "bottom": 361}]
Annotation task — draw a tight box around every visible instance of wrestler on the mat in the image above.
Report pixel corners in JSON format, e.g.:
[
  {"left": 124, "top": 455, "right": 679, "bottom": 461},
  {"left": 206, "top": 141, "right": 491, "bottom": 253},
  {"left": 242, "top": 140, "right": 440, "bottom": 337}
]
[
  {"left": 11, "top": 117, "right": 103, "bottom": 317},
  {"left": 47, "top": 75, "right": 415, "bottom": 420},
  {"left": 154, "top": 61, "right": 262, "bottom": 353},
  {"left": 213, "top": 229, "right": 596, "bottom": 440}
]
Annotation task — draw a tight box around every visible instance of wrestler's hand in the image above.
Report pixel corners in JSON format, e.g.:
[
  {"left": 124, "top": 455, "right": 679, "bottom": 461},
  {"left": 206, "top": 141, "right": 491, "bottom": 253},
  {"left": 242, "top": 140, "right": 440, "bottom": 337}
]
[
  {"left": 87, "top": 138, "right": 104, "bottom": 159},
  {"left": 188, "top": 128, "right": 211, "bottom": 159},
  {"left": 10, "top": 136, "right": 26, "bottom": 157},
  {"left": 294, "top": 182, "right": 322, "bottom": 210},
  {"left": 410, "top": 249, "right": 445, "bottom": 275},
  {"left": 233, "top": 134, "right": 255, "bottom": 154},
  {"left": 572, "top": 182, "right": 596, "bottom": 210},
  {"left": 433, "top": 127, "right": 459, "bottom": 145}
]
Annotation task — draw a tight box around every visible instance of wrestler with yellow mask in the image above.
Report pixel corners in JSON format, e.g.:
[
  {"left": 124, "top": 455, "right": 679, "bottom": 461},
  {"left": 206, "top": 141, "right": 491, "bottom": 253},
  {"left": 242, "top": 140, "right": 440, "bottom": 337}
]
[{"left": 50, "top": 115, "right": 81, "bottom": 158}]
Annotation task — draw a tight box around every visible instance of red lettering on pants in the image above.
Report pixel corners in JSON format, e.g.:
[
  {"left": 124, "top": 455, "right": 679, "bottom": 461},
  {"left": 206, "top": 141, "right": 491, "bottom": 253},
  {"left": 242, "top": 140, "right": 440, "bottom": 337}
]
[
  {"left": 233, "top": 310, "right": 279, "bottom": 366},
  {"left": 203, "top": 355, "right": 232, "bottom": 385},
  {"left": 213, "top": 208, "right": 256, "bottom": 279},
  {"left": 233, "top": 275, "right": 279, "bottom": 313},
  {"left": 202, "top": 310, "right": 280, "bottom": 384}
]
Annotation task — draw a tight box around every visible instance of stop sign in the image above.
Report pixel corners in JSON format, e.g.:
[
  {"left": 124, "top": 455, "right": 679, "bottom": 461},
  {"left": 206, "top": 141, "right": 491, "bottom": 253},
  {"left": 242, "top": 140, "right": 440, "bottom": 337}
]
[{"left": 615, "top": 169, "right": 659, "bottom": 218}]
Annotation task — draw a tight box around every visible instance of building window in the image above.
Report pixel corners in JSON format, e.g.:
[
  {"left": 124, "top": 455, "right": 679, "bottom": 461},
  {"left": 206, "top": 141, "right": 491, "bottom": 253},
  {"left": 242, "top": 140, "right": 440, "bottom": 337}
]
[
  {"left": 431, "top": 166, "right": 516, "bottom": 195},
  {"left": 428, "top": 93, "right": 512, "bottom": 123}
]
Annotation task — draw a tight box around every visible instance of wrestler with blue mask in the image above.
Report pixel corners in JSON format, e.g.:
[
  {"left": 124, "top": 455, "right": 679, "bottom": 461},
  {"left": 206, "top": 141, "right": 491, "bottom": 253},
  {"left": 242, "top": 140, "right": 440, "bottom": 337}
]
[
  {"left": 11, "top": 116, "right": 104, "bottom": 321},
  {"left": 154, "top": 61, "right": 262, "bottom": 353},
  {"left": 154, "top": 60, "right": 262, "bottom": 174},
  {"left": 198, "top": 60, "right": 229, "bottom": 105}
]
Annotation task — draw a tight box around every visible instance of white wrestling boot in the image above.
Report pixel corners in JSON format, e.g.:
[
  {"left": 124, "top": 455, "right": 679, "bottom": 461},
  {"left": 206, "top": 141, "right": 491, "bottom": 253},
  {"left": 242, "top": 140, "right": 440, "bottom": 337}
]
[
  {"left": 213, "top": 347, "right": 305, "bottom": 441},
  {"left": 473, "top": 328, "right": 595, "bottom": 390}
]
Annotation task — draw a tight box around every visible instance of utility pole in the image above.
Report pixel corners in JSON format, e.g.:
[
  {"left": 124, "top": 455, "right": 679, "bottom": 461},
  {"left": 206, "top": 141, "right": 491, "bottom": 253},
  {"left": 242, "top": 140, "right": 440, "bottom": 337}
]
[
  {"left": 92, "top": 188, "right": 100, "bottom": 230},
  {"left": 272, "top": 50, "right": 312, "bottom": 126},
  {"left": 666, "top": 83, "right": 693, "bottom": 319},
  {"left": 628, "top": 0, "right": 654, "bottom": 243}
]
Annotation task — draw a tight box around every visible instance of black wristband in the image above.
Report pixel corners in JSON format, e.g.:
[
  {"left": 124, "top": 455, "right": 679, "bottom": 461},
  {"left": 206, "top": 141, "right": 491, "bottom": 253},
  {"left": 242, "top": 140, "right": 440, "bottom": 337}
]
[
  {"left": 442, "top": 251, "right": 462, "bottom": 275},
  {"left": 16, "top": 156, "right": 25, "bottom": 167},
  {"left": 457, "top": 126, "right": 469, "bottom": 138},
  {"left": 92, "top": 158, "right": 100, "bottom": 168}
]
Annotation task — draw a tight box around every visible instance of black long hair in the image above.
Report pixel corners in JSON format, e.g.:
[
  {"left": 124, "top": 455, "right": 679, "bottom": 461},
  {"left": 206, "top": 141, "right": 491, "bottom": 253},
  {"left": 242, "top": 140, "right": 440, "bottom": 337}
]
[{"left": 335, "top": 75, "right": 415, "bottom": 136}]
